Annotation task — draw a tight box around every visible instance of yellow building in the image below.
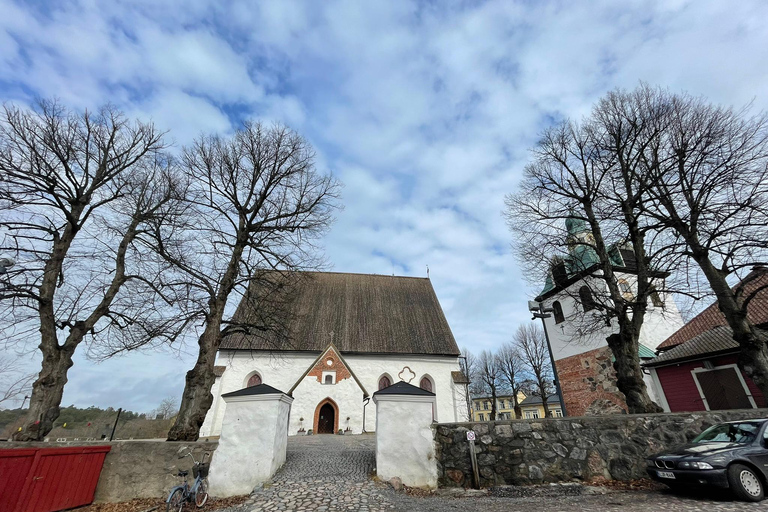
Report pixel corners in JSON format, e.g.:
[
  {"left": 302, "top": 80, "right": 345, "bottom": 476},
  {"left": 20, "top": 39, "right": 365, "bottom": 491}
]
[
  {"left": 471, "top": 392, "right": 526, "bottom": 421},
  {"left": 519, "top": 395, "right": 563, "bottom": 419}
]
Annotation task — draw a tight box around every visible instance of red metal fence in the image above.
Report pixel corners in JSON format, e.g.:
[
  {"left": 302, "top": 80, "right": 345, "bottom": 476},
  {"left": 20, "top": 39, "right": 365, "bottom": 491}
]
[{"left": 0, "top": 445, "right": 111, "bottom": 512}]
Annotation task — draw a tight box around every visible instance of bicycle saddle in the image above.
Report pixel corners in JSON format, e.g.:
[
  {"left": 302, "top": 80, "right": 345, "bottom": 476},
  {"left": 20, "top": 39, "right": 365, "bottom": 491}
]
[{"left": 177, "top": 470, "right": 189, "bottom": 477}]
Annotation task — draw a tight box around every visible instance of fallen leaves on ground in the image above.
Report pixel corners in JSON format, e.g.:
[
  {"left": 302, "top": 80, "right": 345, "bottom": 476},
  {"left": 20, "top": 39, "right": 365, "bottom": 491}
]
[{"left": 69, "top": 495, "right": 249, "bottom": 512}]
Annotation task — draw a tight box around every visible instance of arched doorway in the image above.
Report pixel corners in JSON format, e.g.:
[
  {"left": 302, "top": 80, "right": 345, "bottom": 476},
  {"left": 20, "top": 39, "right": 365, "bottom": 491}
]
[{"left": 313, "top": 398, "right": 338, "bottom": 434}]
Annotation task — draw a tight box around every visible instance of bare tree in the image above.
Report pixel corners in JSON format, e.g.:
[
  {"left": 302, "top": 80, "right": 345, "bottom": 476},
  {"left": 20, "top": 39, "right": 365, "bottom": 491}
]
[
  {"left": 141, "top": 122, "right": 341, "bottom": 441},
  {"left": 458, "top": 347, "right": 477, "bottom": 420},
  {"left": 505, "top": 87, "right": 680, "bottom": 413},
  {"left": 476, "top": 350, "right": 501, "bottom": 421},
  {"left": 628, "top": 87, "right": 768, "bottom": 396},
  {"left": 514, "top": 324, "right": 554, "bottom": 417},
  {"left": 155, "top": 396, "right": 179, "bottom": 420},
  {"left": 0, "top": 356, "right": 34, "bottom": 408},
  {"left": 0, "top": 101, "right": 184, "bottom": 441},
  {"left": 496, "top": 342, "right": 525, "bottom": 418}
]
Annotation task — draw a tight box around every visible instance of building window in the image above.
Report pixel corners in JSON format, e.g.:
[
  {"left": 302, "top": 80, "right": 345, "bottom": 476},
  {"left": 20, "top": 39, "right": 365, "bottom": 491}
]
[
  {"left": 618, "top": 279, "right": 634, "bottom": 301},
  {"left": 553, "top": 409, "right": 563, "bottom": 417},
  {"left": 579, "top": 285, "right": 597, "bottom": 312},
  {"left": 552, "top": 301, "right": 564, "bottom": 324},
  {"left": 479, "top": 413, "right": 485, "bottom": 421},
  {"left": 322, "top": 371, "right": 336, "bottom": 385},
  {"left": 524, "top": 411, "right": 540, "bottom": 419},
  {"left": 649, "top": 287, "right": 664, "bottom": 308},
  {"left": 483, "top": 401, "right": 489, "bottom": 410},
  {"left": 419, "top": 376, "right": 433, "bottom": 393},
  {"left": 378, "top": 375, "right": 391, "bottom": 390},
  {"left": 247, "top": 373, "right": 262, "bottom": 387}
]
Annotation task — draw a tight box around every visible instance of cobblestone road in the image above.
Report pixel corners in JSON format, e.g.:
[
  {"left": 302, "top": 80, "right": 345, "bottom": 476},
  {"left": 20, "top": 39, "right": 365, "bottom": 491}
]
[{"left": 221, "top": 434, "right": 763, "bottom": 512}]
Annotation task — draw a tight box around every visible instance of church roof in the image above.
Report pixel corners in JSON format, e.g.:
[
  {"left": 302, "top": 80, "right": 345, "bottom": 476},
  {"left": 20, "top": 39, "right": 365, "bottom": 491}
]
[{"left": 220, "top": 271, "right": 460, "bottom": 356}]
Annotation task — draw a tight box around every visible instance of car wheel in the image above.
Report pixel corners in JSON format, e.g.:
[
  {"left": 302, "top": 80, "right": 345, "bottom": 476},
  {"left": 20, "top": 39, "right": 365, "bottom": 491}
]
[{"left": 727, "top": 464, "right": 764, "bottom": 502}]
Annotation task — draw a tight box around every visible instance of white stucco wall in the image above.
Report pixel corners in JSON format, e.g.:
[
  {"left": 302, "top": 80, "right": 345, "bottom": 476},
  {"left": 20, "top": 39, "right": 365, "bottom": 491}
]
[
  {"left": 207, "top": 392, "right": 293, "bottom": 497},
  {"left": 374, "top": 394, "right": 438, "bottom": 489},
  {"left": 200, "top": 350, "right": 467, "bottom": 437},
  {"left": 540, "top": 273, "right": 685, "bottom": 362}
]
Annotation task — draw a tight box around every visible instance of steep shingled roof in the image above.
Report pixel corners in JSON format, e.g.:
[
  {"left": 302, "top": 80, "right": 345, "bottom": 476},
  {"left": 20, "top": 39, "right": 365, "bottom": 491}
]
[
  {"left": 220, "top": 271, "right": 460, "bottom": 356},
  {"left": 657, "top": 268, "right": 768, "bottom": 350}
]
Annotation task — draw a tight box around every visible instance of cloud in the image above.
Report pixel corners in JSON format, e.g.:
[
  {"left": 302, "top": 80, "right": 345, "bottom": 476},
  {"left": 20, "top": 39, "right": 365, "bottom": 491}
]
[{"left": 2, "top": 0, "right": 768, "bottom": 410}]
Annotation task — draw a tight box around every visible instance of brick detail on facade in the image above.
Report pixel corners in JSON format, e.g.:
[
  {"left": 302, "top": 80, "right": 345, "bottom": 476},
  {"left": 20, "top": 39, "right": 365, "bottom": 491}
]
[
  {"left": 555, "top": 346, "right": 627, "bottom": 417},
  {"left": 307, "top": 346, "right": 352, "bottom": 384}
]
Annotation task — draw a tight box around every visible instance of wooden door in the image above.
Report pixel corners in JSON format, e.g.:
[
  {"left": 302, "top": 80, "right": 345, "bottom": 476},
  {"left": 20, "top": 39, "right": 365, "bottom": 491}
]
[{"left": 318, "top": 403, "right": 335, "bottom": 434}]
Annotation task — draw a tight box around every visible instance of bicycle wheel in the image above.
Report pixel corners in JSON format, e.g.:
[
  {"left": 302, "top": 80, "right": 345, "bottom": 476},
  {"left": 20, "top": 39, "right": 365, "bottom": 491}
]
[
  {"left": 194, "top": 479, "right": 209, "bottom": 508},
  {"left": 167, "top": 488, "right": 185, "bottom": 512}
]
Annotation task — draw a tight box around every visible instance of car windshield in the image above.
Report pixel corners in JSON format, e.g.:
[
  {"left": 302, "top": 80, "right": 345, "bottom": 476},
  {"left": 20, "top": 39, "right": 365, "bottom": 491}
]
[{"left": 692, "top": 422, "right": 761, "bottom": 444}]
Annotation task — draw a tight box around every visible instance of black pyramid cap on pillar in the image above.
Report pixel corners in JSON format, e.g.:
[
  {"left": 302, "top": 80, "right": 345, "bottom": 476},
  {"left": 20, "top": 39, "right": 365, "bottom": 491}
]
[
  {"left": 372, "top": 380, "right": 435, "bottom": 397},
  {"left": 222, "top": 383, "right": 287, "bottom": 398}
]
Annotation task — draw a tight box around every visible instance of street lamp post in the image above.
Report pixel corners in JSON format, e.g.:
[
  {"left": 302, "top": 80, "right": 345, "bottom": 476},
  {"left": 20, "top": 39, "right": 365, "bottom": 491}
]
[{"left": 528, "top": 301, "right": 568, "bottom": 417}]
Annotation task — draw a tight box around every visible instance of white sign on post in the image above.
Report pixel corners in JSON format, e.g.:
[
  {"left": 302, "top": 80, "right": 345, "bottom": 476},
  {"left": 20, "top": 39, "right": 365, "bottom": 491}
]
[{"left": 466, "top": 431, "right": 476, "bottom": 441}]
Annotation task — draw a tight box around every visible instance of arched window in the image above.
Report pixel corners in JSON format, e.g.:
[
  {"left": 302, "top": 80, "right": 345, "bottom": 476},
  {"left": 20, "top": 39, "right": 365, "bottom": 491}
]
[
  {"left": 378, "top": 375, "right": 391, "bottom": 390},
  {"left": 552, "top": 301, "right": 564, "bottom": 324},
  {"left": 618, "top": 279, "right": 634, "bottom": 300},
  {"left": 247, "top": 373, "right": 262, "bottom": 387},
  {"left": 419, "top": 376, "right": 433, "bottom": 393},
  {"left": 649, "top": 287, "right": 664, "bottom": 308},
  {"left": 324, "top": 375, "right": 333, "bottom": 385},
  {"left": 579, "top": 286, "right": 596, "bottom": 312}
]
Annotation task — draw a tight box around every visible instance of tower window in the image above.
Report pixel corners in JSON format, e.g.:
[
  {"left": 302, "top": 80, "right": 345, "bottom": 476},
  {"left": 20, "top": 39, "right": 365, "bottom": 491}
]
[
  {"left": 378, "top": 375, "right": 391, "bottom": 390},
  {"left": 552, "top": 301, "right": 565, "bottom": 324},
  {"left": 579, "top": 286, "right": 597, "bottom": 312}
]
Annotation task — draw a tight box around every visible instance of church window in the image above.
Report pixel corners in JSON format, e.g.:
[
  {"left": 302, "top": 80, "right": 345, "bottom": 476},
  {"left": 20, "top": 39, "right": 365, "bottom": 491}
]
[
  {"left": 419, "top": 376, "right": 433, "bottom": 393},
  {"left": 322, "top": 371, "right": 336, "bottom": 384},
  {"left": 325, "top": 375, "right": 332, "bottom": 384},
  {"left": 378, "top": 375, "right": 391, "bottom": 390},
  {"left": 326, "top": 358, "right": 334, "bottom": 366},
  {"left": 579, "top": 286, "right": 597, "bottom": 312},
  {"left": 552, "top": 301, "right": 564, "bottom": 324},
  {"left": 247, "top": 373, "right": 262, "bottom": 387},
  {"left": 649, "top": 287, "right": 664, "bottom": 308},
  {"left": 618, "top": 279, "right": 634, "bottom": 300}
]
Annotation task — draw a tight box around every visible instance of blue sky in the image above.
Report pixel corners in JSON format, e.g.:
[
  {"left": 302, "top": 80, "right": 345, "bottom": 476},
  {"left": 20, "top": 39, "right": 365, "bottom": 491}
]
[{"left": 2, "top": 0, "right": 768, "bottom": 413}]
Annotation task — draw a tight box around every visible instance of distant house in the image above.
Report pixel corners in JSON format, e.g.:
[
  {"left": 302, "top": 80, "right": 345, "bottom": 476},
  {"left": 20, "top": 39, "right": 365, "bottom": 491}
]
[
  {"left": 644, "top": 267, "right": 768, "bottom": 413},
  {"left": 471, "top": 392, "right": 526, "bottom": 421},
  {"left": 519, "top": 395, "right": 563, "bottom": 419}
]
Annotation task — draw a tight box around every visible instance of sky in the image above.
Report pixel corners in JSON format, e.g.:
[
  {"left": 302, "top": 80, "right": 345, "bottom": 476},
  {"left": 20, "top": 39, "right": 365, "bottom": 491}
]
[{"left": 1, "top": 0, "right": 768, "bottom": 413}]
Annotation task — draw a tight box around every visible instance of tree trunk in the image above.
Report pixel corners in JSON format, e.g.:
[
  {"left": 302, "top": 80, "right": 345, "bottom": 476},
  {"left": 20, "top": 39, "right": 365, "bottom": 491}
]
[
  {"left": 513, "top": 394, "right": 521, "bottom": 419},
  {"left": 166, "top": 320, "right": 221, "bottom": 441},
  {"left": 538, "top": 379, "right": 551, "bottom": 417},
  {"left": 490, "top": 387, "right": 497, "bottom": 421},
  {"left": 13, "top": 343, "right": 76, "bottom": 441},
  {"left": 606, "top": 331, "right": 663, "bottom": 414}
]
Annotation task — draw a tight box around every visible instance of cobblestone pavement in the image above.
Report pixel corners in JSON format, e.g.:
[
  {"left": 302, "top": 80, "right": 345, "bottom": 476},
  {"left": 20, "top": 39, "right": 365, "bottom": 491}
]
[{"left": 220, "top": 434, "right": 763, "bottom": 512}]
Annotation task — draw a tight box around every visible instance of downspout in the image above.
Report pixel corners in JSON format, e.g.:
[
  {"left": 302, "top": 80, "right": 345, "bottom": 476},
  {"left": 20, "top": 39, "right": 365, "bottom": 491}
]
[{"left": 362, "top": 396, "right": 370, "bottom": 433}]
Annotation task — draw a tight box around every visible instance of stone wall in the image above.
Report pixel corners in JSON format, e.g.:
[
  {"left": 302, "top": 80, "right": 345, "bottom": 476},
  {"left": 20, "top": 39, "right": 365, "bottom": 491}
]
[
  {"left": 434, "top": 408, "right": 768, "bottom": 488},
  {"left": 2, "top": 439, "right": 217, "bottom": 502}
]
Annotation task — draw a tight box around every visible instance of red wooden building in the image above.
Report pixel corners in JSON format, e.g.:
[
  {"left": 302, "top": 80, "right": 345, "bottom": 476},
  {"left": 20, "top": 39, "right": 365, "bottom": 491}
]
[{"left": 645, "top": 268, "right": 768, "bottom": 412}]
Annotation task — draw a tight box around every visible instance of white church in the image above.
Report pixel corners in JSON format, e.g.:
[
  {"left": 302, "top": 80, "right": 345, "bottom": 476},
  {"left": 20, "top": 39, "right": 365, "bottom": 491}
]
[{"left": 200, "top": 271, "right": 470, "bottom": 437}]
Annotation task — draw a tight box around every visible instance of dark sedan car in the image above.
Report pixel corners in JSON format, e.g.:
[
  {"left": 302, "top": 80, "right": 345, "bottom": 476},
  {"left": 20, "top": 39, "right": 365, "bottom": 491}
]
[{"left": 646, "top": 419, "right": 768, "bottom": 502}]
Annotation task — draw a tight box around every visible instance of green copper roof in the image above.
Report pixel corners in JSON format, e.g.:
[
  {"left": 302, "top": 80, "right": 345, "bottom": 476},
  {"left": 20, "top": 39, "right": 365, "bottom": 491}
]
[{"left": 610, "top": 344, "right": 657, "bottom": 363}]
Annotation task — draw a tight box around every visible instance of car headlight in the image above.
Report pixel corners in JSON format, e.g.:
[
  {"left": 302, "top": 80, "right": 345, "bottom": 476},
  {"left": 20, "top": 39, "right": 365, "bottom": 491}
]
[
  {"left": 691, "top": 462, "right": 713, "bottom": 470},
  {"left": 646, "top": 459, "right": 655, "bottom": 468}
]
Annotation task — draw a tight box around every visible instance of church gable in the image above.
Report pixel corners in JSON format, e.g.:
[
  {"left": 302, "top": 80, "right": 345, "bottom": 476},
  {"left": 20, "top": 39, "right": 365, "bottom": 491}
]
[
  {"left": 288, "top": 343, "right": 369, "bottom": 397},
  {"left": 307, "top": 345, "right": 351, "bottom": 384}
]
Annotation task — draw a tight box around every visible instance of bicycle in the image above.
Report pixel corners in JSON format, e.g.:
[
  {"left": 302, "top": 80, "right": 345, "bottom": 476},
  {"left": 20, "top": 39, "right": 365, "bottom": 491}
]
[{"left": 166, "top": 450, "right": 210, "bottom": 511}]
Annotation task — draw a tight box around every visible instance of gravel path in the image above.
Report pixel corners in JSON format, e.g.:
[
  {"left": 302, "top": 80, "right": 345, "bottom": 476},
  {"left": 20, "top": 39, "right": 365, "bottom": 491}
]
[{"left": 218, "top": 434, "right": 763, "bottom": 512}]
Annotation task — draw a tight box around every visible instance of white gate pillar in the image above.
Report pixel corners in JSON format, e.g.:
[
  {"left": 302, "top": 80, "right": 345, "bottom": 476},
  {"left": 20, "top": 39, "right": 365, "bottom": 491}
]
[
  {"left": 373, "top": 381, "right": 437, "bottom": 489},
  {"left": 208, "top": 384, "right": 293, "bottom": 497}
]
